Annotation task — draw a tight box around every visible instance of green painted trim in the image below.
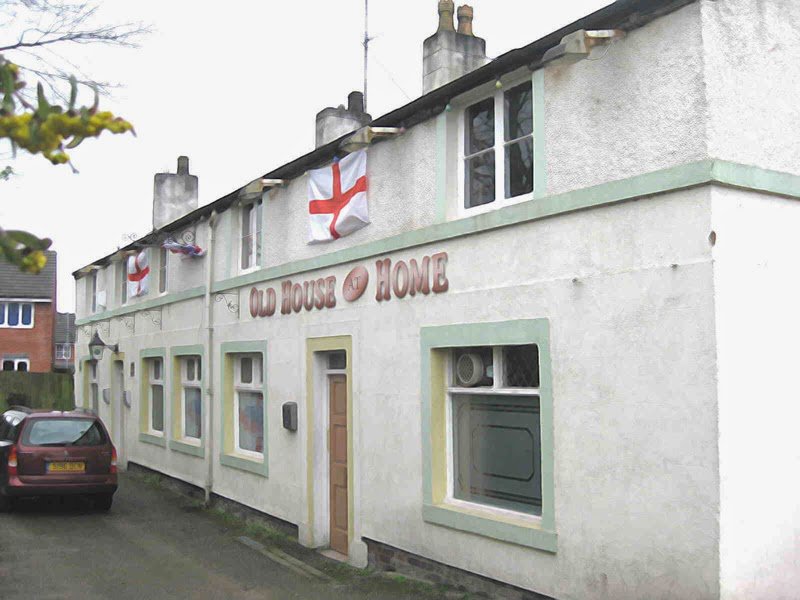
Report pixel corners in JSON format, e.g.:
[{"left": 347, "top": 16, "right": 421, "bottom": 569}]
[
  {"left": 710, "top": 160, "right": 800, "bottom": 199},
  {"left": 140, "top": 347, "right": 166, "bottom": 359},
  {"left": 211, "top": 159, "right": 720, "bottom": 293},
  {"left": 434, "top": 111, "right": 449, "bottom": 224},
  {"left": 420, "top": 318, "right": 555, "bottom": 552},
  {"left": 220, "top": 453, "right": 268, "bottom": 477},
  {"left": 219, "top": 340, "right": 269, "bottom": 478},
  {"left": 139, "top": 432, "right": 167, "bottom": 448},
  {"left": 169, "top": 440, "right": 205, "bottom": 458},
  {"left": 532, "top": 69, "right": 547, "bottom": 199},
  {"left": 75, "top": 286, "right": 205, "bottom": 326},
  {"left": 170, "top": 344, "right": 205, "bottom": 357},
  {"left": 423, "top": 504, "right": 557, "bottom": 552}
]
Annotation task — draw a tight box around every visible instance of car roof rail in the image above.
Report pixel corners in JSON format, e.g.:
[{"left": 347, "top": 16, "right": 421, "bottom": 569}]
[
  {"left": 5, "top": 405, "right": 33, "bottom": 414},
  {"left": 70, "top": 407, "right": 97, "bottom": 416}
]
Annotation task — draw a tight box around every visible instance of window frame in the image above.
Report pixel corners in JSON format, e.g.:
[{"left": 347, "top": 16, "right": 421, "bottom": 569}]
[
  {"left": 446, "top": 70, "right": 545, "bottom": 221},
  {"left": 89, "top": 271, "right": 98, "bottom": 314},
  {"left": 420, "top": 319, "right": 555, "bottom": 552},
  {"left": 158, "top": 247, "right": 168, "bottom": 295},
  {"left": 219, "top": 341, "right": 268, "bottom": 477},
  {"left": 147, "top": 356, "right": 165, "bottom": 437},
  {"left": 0, "top": 302, "right": 35, "bottom": 329},
  {"left": 2, "top": 357, "right": 30, "bottom": 371},
  {"left": 179, "top": 355, "right": 202, "bottom": 443},
  {"left": 232, "top": 353, "right": 264, "bottom": 459},
  {"left": 239, "top": 199, "right": 263, "bottom": 272},
  {"left": 119, "top": 260, "right": 128, "bottom": 305},
  {"left": 446, "top": 345, "right": 542, "bottom": 516},
  {"left": 55, "top": 343, "right": 72, "bottom": 360},
  {"left": 89, "top": 359, "right": 99, "bottom": 414}
]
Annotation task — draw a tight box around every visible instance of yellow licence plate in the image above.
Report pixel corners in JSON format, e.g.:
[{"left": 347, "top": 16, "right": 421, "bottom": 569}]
[{"left": 47, "top": 461, "right": 85, "bottom": 473}]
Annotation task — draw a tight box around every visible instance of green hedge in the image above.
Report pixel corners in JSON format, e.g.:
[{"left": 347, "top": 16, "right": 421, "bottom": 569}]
[{"left": 0, "top": 372, "right": 74, "bottom": 412}]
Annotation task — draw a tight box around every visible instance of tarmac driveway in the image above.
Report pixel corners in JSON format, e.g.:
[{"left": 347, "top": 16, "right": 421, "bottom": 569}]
[{"left": 0, "top": 472, "right": 454, "bottom": 600}]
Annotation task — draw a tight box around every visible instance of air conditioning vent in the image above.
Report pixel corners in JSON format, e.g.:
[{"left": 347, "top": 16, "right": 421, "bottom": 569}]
[{"left": 455, "top": 353, "right": 485, "bottom": 387}]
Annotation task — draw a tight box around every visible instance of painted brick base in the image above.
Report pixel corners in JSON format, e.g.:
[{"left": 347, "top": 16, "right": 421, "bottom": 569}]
[
  {"left": 126, "top": 462, "right": 298, "bottom": 537},
  {"left": 365, "top": 537, "right": 555, "bottom": 600}
]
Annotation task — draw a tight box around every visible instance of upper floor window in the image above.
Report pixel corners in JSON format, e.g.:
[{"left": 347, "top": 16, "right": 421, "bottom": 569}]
[
  {"left": 119, "top": 261, "right": 128, "bottom": 305},
  {"left": 159, "top": 247, "right": 168, "bottom": 294},
  {"left": 0, "top": 302, "right": 34, "bottom": 328},
  {"left": 463, "top": 81, "right": 534, "bottom": 210},
  {"left": 89, "top": 272, "right": 98, "bottom": 313},
  {"left": 2, "top": 358, "right": 29, "bottom": 371},
  {"left": 240, "top": 200, "right": 263, "bottom": 271}
]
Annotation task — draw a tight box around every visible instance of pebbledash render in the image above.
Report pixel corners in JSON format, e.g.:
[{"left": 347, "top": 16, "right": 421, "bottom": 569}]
[{"left": 72, "top": 1, "right": 800, "bottom": 599}]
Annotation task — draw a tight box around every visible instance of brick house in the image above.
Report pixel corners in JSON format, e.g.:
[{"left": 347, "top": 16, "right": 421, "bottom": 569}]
[{"left": 0, "top": 251, "right": 57, "bottom": 373}]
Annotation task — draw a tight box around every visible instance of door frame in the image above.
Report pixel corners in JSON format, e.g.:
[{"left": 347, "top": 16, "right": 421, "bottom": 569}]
[
  {"left": 110, "top": 352, "right": 126, "bottom": 467},
  {"left": 305, "top": 336, "right": 353, "bottom": 555}
]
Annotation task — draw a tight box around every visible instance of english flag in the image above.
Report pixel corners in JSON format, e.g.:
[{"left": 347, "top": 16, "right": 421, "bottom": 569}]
[
  {"left": 308, "top": 149, "right": 369, "bottom": 243},
  {"left": 127, "top": 251, "right": 150, "bottom": 298}
]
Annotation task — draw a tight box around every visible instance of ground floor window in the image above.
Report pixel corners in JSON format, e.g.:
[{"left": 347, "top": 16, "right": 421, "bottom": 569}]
[
  {"left": 449, "top": 345, "right": 542, "bottom": 515},
  {"left": 420, "top": 320, "right": 555, "bottom": 551},
  {"left": 148, "top": 357, "right": 164, "bottom": 434},
  {"left": 2, "top": 357, "right": 29, "bottom": 371},
  {"left": 234, "top": 354, "right": 264, "bottom": 456},
  {"left": 180, "top": 356, "right": 202, "bottom": 440}
]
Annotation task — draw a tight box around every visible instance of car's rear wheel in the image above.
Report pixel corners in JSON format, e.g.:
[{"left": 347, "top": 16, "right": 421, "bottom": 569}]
[{"left": 93, "top": 493, "right": 113, "bottom": 511}]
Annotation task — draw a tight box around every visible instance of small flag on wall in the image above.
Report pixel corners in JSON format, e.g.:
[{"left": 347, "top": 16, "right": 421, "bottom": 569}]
[
  {"left": 308, "top": 149, "right": 369, "bottom": 243},
  {"left": 162, "top": 238, "right": 205, "bottom": 258},
  {"left": 127, "top": 251, "right": 150, "bottom": 298}
]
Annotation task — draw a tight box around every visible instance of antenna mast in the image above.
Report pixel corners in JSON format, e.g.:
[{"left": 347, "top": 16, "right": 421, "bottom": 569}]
[{"left": 363, "top": 0, "right": 369, "bottom": 112}]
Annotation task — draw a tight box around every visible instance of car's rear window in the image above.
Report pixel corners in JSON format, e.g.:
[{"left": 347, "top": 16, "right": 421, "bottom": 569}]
[{"left": 22, "top": 419, "right": 106, "bottom": 447}]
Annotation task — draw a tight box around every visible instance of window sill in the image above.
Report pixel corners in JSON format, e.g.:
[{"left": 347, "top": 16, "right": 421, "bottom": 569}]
[
  {"left": 169, "top": 439, "right": 204, "bottom": 458},
  {"left": 220, "top": 453, "right": 268, "bottom": 477},
  {"left": 139, "top": 432, "right": 167, "bottom": 448},
  {"left": 456, "top": 190, "right": 535, "bottom": 220},
  {"left": 422, "top": 502, "right": 556, "bottom": 553}
]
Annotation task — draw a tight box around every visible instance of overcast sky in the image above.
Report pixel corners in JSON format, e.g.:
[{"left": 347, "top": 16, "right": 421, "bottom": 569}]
[{"left": 1, "top": 0, "right": 612, "bottom": 311}]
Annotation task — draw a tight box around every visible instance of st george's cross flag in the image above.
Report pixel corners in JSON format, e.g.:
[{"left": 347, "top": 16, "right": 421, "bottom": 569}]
[
  {"left": 127, "top": 251, "right": 150, "bottom": 298},
  {"left": 308, "top": 149, "right": 369, "bottom": 243}
]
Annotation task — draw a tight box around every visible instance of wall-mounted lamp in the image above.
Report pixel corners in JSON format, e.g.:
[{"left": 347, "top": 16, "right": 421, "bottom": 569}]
[
  {"left": 88, "top": 331, "right": 118, "bottom": 360},
  {"left": 338, "top": 126, "right": 405, "bottom": 154},
  {"left": 541, "top": 29, "right": 625, "bottom": 66}
]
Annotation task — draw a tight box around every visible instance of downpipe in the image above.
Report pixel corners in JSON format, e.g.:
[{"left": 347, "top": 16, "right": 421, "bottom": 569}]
[{"left": 204, "top": 211, "right": 217, "bottom": 506}]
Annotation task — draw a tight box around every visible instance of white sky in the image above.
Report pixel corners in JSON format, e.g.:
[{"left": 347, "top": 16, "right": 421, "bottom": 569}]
[{"left": 1, "top": 0, "right": 612, "bottom": 311}]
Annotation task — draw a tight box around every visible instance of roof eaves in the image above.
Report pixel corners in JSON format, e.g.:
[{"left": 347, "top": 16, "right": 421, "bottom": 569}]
[{"left": 73, "top": 0, "right": 696, "bottom": 277}]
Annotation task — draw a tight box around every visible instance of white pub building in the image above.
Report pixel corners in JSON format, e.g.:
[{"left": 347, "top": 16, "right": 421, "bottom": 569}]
[{"left": 73, "top": 1, "right": 800, "bottom": 598}]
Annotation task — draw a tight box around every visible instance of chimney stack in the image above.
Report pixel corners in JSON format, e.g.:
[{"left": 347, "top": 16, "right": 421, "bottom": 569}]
[
  {"left": 153, "top": 156, "right": 199, "bottom": 230},
  {"left": 423, "top": 2, "right": 488, "bottom": 94},
  {"left": 315, "top": 91, "right": 372, "bottom": 148}
]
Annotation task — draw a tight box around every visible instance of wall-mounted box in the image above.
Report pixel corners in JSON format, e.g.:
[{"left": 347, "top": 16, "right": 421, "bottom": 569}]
[{"left": 282, "top": 402, "right": 298, "bottom": 432}]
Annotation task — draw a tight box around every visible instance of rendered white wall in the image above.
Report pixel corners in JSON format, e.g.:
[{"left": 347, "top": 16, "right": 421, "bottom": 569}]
[
  {"left": 712, "top": 186, "right": 800, "bottom": 600},
  {"left": 544, "top": 1, "right": 707, "bottom": 196},
  {"left": 702, "top": 0, "right": 800, "bottom": 176}
]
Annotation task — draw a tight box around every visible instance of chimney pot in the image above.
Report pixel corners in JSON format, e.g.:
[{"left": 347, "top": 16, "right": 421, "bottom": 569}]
[
  {"left": 457, "top": 5, "right": 474, "bottom": 36},
  {"left": 348, "top": 91, "right": 365, "bottom": 114},
  {"left": 437, "top": 0, "right": 455, "bottom": 32},
  {"left": 177, "top": 156, "right": 189, "bottom": 175}
]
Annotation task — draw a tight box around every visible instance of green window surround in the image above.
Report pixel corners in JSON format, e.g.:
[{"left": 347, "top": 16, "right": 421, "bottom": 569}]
[
  {"left": 219, "top": 340, "right": 269, "bottom": 477},
  {"left": 169, "top": 345, "right": 206, "bottom": 459},
  {"left": 420, "top": 319, "right": 556, "bottom": 552}
]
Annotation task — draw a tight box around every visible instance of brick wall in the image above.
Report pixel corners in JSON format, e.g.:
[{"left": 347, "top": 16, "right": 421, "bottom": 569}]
[{"left": 0, "top": 302, "right": 55, "bottom": 372}]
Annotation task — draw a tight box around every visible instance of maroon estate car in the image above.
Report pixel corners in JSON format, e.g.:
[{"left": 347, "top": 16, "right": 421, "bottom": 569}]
[{"left": 0, "top": 407, "right": 118, "bottom": 511}]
